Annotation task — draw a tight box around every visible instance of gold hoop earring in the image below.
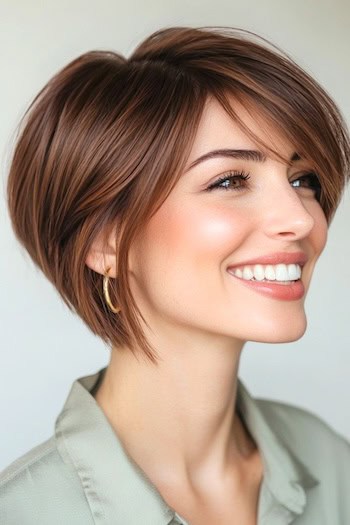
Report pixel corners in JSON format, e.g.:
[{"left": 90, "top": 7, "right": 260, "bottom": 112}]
[{"left": 103, "top": 267, "right": 121, "bottom": 314}]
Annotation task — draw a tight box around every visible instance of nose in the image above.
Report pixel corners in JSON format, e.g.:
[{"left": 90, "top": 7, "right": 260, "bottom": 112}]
[{"left": 261, "top": 181, "right": 315, "bottom": 241}]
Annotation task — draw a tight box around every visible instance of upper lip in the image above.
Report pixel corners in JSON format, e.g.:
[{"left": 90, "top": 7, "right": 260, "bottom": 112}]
[{"left": 227, "top": 251, "right": 308, "bottom": 269}]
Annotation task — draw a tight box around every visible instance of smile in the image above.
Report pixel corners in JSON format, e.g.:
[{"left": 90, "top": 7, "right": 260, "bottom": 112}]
[
  {"left": 228, "top": 263, "right": 302, "bottom": 283},
  {"left": 227, "top": 261, "right": 306, "bottom": 301}
]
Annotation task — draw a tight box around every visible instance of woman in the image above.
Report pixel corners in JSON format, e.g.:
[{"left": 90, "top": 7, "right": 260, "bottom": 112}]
[{"left": 1, "top": 26, "right": 349, "bottom": 524}]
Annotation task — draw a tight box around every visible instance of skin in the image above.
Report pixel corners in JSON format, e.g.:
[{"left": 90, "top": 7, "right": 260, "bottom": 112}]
[{"left": 86, "top": 97, "right": 328, "bottom": 523}]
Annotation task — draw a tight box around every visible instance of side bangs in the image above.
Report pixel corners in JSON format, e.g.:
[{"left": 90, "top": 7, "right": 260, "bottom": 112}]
[{"left": 208, "top": 83, "right": 349, "bottom": 222}]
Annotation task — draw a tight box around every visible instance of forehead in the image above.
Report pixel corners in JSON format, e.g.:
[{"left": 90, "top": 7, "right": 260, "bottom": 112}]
[{"left": 187, "top": 96, "right": 295, "bottom": 164}]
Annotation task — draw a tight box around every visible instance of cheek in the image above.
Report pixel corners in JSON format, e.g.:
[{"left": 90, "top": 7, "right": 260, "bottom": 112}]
[{"left": 146, "top": 202, "right": 252, "bottom": 267}]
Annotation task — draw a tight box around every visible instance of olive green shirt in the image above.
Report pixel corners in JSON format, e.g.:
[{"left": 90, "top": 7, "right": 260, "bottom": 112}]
[{"left": 1, "top": 367, "right": 349, "bottom": 524}]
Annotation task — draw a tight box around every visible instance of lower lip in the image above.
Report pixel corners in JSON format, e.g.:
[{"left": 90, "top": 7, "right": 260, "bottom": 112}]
[{"left": 228, "top": 273, "right": 305, "bottom": 301}]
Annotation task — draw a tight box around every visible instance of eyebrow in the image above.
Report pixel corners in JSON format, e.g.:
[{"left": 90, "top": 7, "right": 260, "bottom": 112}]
[{"left": 185, "top": 149, "right": 301, "bottom": 172}]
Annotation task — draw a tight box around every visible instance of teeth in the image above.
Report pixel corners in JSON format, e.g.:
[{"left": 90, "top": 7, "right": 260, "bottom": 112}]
[
  {"left": 253, "top": 264, "right": 265, "bottom": 281},
  {"left": 265, "top": 265, "right": 276, "bottom": 280},
  {"left": 288, "top": 263, "right": 301, "bottom": 280},
  {"left": 275, "top": 264, "right": 289, "bottom": 281},
  {"left": 231, "top": 263, "right": 302, "bottom": 282},
  {"left": 235, "top": 268, "right": 243, "bottom": 278},
  {"left": 243, "top": 267, "right": 254, "bottom": 280}
]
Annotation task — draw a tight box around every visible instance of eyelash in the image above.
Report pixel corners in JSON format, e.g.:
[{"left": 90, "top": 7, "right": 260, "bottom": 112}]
[
  {"left": 290, "top": 172, "right": 322, "bottom": 199},
  {"left": 206, "top": 170, "right": 322, "bottom": 198},
  {"left": 206, "top": 170, "right": 251, "bottom": 191}
]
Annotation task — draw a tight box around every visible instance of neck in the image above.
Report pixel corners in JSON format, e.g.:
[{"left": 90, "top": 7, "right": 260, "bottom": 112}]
[{"left": 94, "top": 332, "right": 256, "bottom": 493}]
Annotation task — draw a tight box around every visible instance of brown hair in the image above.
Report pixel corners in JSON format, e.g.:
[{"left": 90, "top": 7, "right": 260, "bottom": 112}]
[{"left": 7, "top": 26, "right": 350, "bottom": 363}]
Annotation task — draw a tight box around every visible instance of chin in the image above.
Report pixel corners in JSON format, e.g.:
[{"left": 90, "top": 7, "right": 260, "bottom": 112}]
[
  {"left": 259, "top": 329, "right": 307, "bottom": 344},
  {"left": 244, "top": 313, "right": 308, "bottom": 344},
  {"left": 260, "top": 325, "right": 307, "bottom": 344}
]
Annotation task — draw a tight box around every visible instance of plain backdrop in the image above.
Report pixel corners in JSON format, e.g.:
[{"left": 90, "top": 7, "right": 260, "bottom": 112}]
[{"left": 1, "top": 0, "right": 349, "bottom": 471}]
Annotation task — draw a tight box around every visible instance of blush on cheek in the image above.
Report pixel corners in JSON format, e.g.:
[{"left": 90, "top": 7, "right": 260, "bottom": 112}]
[
  {"left": 189, "top": 211, "right": 249, "bottom": 255},
  {"left": 144, "top": 199, "right": 250, "bottom": 265}
]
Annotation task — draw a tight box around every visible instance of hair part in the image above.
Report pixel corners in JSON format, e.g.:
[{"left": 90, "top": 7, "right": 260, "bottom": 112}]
[{"left": 7, "top": 26, "right": 350, "bottom": 363}]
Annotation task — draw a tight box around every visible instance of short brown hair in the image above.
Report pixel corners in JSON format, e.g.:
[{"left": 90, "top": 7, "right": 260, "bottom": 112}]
[{"left": 7, "top": 27, "right": 350, "bottom": 363}]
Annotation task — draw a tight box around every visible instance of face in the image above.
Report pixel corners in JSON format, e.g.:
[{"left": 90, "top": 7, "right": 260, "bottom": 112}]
[{"left": 127, "top": 98, "right": 328, "bottom": 346}]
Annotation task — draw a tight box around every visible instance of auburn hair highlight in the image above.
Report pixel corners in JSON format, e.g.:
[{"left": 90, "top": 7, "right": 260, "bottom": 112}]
[{"left": 7, "top": 27, "right": 350, "bottom": 363}]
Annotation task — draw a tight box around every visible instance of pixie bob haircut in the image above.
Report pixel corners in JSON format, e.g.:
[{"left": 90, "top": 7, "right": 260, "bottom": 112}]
[{"left": 7, "top": 27, "right": 350, "bottom": 363}]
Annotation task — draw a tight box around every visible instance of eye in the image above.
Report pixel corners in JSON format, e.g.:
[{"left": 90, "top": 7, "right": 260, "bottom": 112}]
[
  {"left": 290, "top": 172, "right": 321, "bottom": 199},
  {"left": 206, "top": 170, "right": 251, "bottom": 191}
]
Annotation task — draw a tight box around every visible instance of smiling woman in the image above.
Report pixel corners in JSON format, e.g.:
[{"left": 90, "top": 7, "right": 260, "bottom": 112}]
[{"left": 2, "top": 27, "right": 350, "bottom": 525}]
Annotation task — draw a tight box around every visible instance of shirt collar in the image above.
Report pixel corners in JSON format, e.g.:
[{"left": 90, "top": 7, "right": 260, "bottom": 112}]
[
  {"left": 236, "top": 381, "right": 319, "bottom": 520},
  {"left": 55, "top": 366, "right": 319, "bottom": 524}
]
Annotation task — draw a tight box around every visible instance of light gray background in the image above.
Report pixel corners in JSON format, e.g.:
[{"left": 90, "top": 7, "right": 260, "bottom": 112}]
[{"left": 1, "top": 0, "right": 349, "bottom": 471}]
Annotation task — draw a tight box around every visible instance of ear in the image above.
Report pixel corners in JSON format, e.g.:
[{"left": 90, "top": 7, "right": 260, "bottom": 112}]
[{"left": 85, "top": 225, "right": 118, "bottom": 278}]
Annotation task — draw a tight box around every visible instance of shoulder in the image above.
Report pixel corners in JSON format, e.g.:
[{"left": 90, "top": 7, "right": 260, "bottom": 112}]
[
  {"left": 256, "top": 395, "right": 350, "bottom": 447},
  {"left": 0, "top": 436, "right": 94, "bottom": 525},
  {"left": 256, "top": 396, "right": 350, "bottom": 482}
]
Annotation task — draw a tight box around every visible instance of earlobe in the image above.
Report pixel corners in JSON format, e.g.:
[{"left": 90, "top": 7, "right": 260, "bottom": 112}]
[{"left": 85, "top": 228, "right": 118, "bottom": 277}]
